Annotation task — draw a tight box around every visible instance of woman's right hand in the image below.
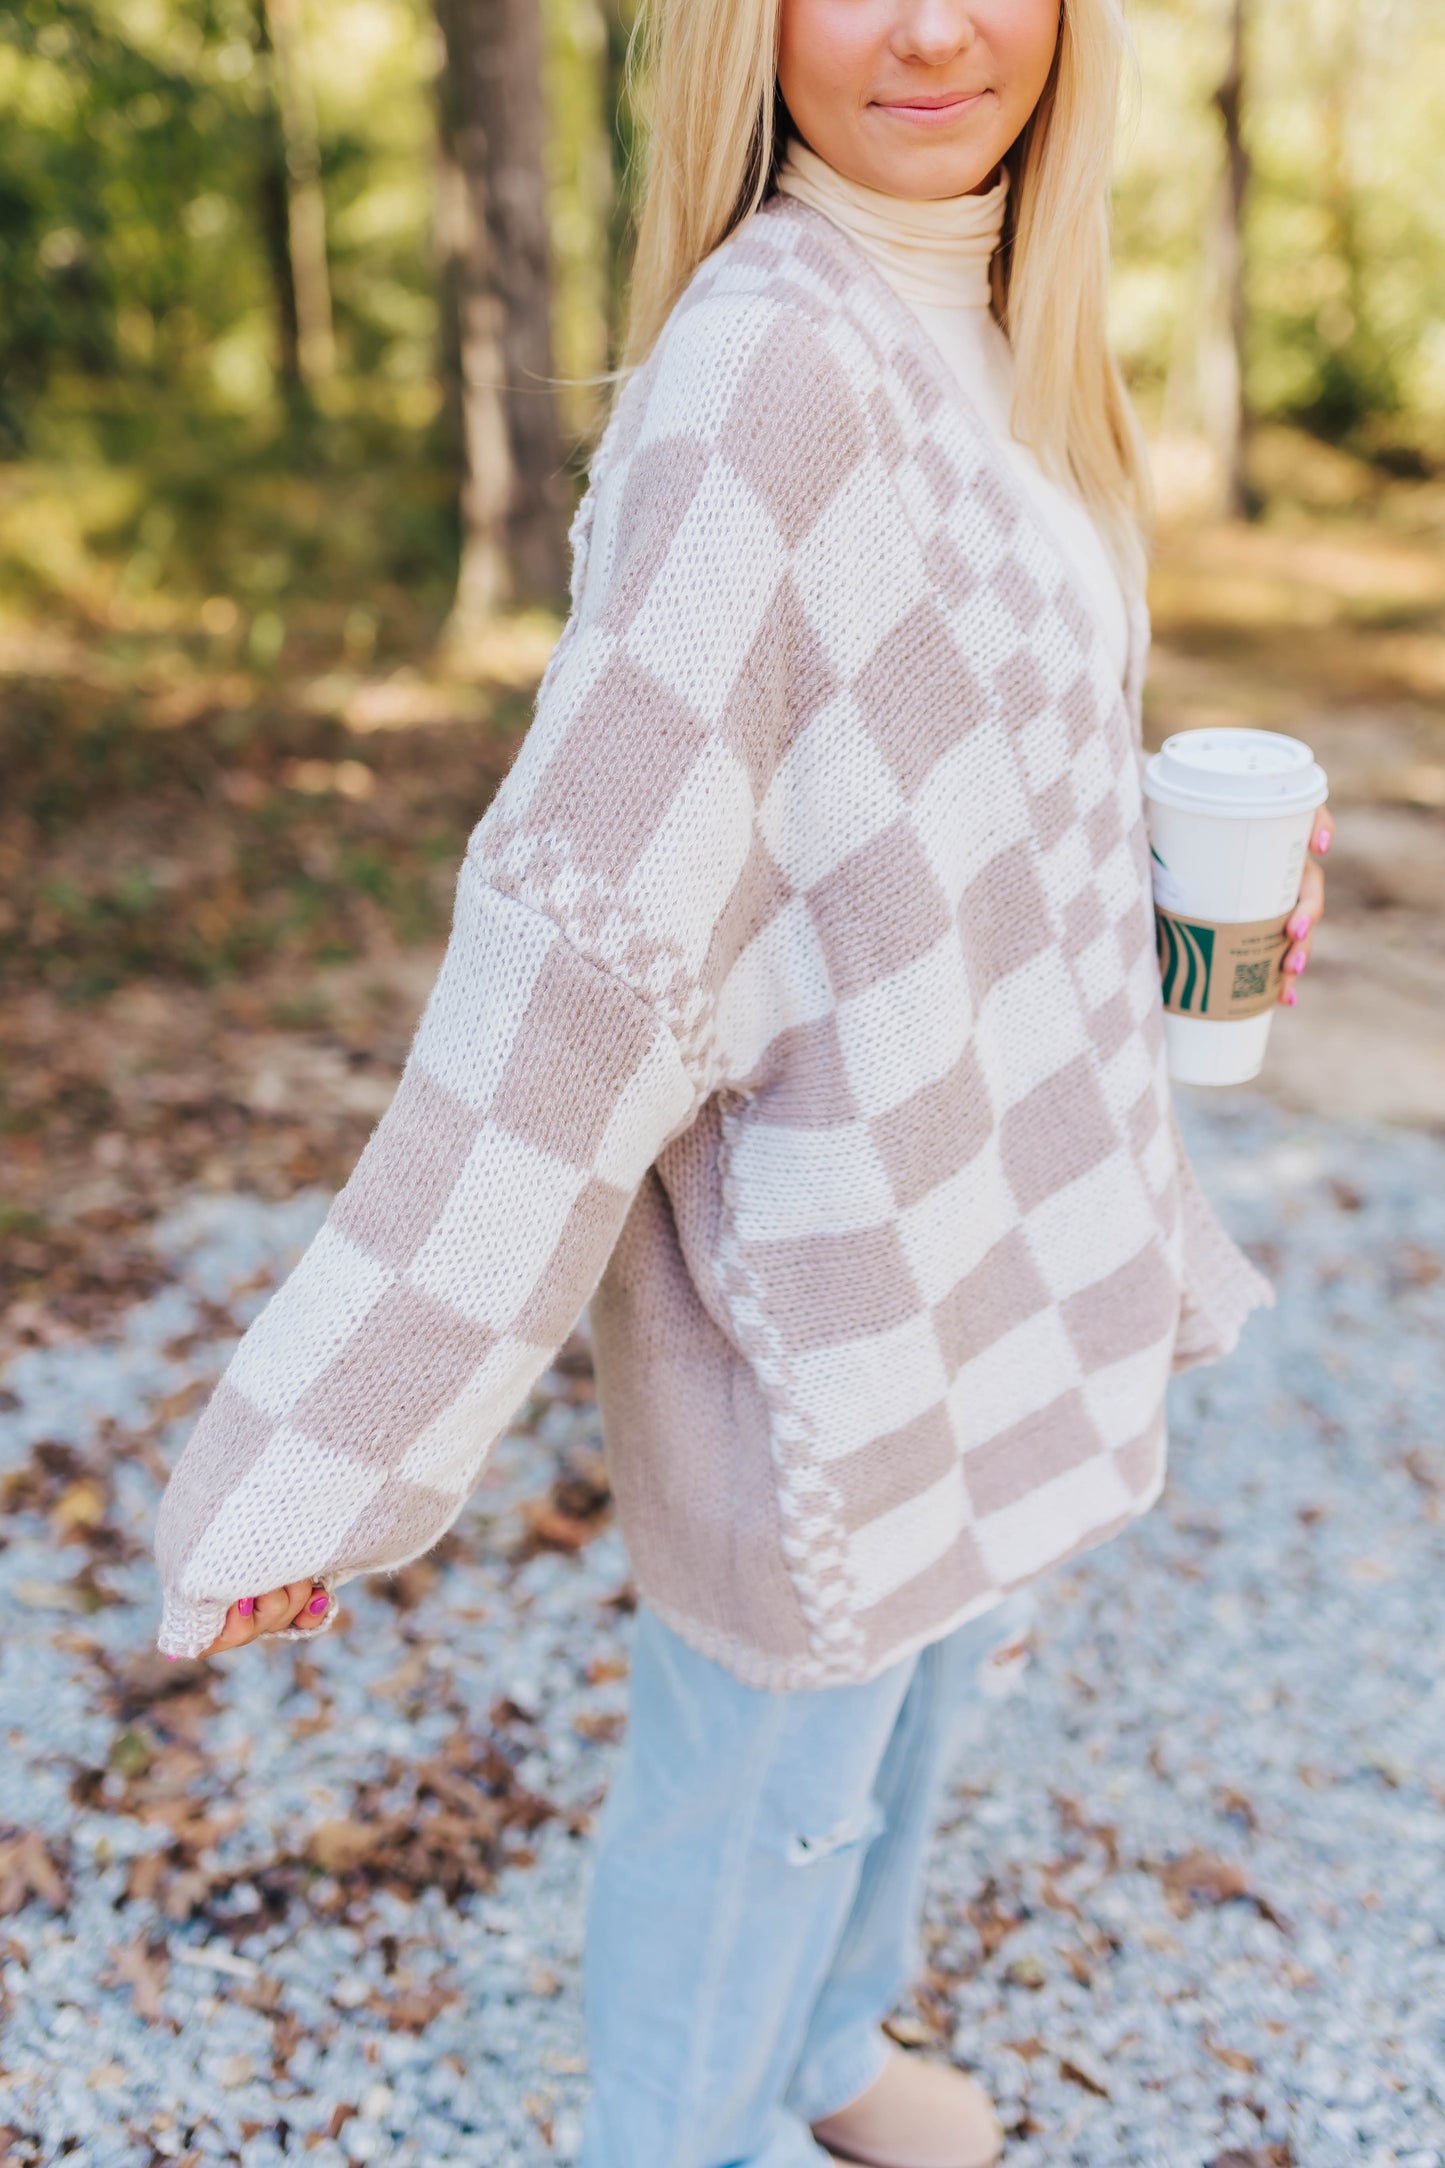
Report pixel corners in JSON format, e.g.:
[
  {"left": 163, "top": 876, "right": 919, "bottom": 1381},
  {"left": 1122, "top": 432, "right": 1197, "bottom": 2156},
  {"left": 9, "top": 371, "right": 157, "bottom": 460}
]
[{"left": 199, "top": 1579, "right": 334, "bottom": 1656}]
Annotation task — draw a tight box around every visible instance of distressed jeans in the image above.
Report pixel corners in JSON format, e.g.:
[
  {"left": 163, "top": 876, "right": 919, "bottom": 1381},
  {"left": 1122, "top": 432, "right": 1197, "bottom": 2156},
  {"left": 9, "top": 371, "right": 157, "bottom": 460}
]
[{"left": 578, "top": 1591, "right": 1035, "bottom": 2168}]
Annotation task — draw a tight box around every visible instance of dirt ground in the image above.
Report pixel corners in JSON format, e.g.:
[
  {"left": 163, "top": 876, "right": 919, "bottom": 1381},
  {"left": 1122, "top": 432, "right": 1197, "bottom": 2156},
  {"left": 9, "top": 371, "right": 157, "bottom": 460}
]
[{"left": 3, "top": 427, "right": 1443, "bottom": 1366}]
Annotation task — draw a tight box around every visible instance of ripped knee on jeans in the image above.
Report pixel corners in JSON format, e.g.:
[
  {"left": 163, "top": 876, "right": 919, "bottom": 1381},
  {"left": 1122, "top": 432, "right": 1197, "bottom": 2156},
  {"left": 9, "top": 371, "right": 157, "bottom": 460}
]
[{"left": 784, "top": 1796, "right": 885, "bottom": 1867}]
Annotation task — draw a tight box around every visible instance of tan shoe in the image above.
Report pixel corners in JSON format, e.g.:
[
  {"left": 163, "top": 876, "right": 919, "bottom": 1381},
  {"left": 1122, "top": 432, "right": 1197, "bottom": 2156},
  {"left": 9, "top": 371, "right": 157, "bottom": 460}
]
[{"left": 810, "top": 2044, "right": 1004, "bottom": 2168}]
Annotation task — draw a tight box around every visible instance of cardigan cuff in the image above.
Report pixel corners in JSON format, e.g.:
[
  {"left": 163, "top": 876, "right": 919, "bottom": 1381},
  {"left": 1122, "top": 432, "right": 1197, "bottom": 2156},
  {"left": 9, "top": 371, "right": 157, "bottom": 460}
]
[{"left": 156, "top": 1590, "right": 228, "bottom": 1660}]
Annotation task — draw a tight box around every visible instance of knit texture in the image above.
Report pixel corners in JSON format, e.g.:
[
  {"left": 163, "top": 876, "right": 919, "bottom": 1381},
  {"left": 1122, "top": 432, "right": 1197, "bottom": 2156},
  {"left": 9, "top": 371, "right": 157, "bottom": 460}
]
[
  {"left": 774, "top": 140, "right": 1130, "bottom": 686},
  {"left": 154, "top": 195, "right": 1271, "bottom": 1680}
]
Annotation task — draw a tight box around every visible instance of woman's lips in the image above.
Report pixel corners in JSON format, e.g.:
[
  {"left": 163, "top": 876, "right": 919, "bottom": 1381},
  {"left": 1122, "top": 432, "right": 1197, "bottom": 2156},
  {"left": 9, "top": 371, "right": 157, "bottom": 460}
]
[{"left": 872, "top": 89, "right": 990, "bottom": 124}]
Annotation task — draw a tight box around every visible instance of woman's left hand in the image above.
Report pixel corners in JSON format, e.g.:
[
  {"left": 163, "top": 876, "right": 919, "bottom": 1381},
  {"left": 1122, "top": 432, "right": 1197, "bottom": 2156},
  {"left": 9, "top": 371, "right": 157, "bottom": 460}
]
[
  {"left": 197, "top": 1580, "right": 333, "bottom": 1656},
  {"left": 1281, "top": 805, "right": 1333, "bottom": 1006}
]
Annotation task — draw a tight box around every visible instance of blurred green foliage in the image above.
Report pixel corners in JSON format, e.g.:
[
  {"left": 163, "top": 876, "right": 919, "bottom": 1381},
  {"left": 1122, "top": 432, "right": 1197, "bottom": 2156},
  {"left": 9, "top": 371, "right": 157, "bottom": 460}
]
[
  {"left": 1116, "top": 0, "right": 1445, "bottom": 464},
  {"left": 0, "top": 0, "right": 442, "bottom": 449},
  {"left": 0, "top": 0, "right": 1442, "bottom": 642},
  {"left": 0, "top": 0, "right": 619, "bottom": 635}
]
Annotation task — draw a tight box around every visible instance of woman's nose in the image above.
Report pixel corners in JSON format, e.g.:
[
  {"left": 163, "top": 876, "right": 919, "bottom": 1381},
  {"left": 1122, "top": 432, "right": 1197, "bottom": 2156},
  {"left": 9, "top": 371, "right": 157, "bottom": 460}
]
[{"left": 889, "top": 0, "right": 980, "bottom": 67}]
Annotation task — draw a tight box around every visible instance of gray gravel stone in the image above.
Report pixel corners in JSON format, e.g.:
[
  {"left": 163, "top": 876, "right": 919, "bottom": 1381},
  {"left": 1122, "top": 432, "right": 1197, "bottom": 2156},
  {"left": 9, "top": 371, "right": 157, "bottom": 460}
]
[{"left": 0, "top": 1093, "right": 1442, "bottom": 2164}]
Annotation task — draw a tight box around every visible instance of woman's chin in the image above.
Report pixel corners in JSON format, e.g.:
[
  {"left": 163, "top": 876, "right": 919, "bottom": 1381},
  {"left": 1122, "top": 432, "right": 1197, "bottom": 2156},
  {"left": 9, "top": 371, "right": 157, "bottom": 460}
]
[{"left": 855, "top": 110, "right": 1003, "bottom": 198}]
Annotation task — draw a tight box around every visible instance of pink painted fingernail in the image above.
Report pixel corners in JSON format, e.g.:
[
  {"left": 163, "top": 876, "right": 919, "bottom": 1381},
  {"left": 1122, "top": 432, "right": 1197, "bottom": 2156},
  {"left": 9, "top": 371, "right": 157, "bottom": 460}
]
[
  {"left": 1316, "top": 829, "right": 1331, "bottom": 854},
  {"left": 1286, "top": 949, "right": 1307, "bottom": 974},
  {"left": 237, "top": 1596, "right": 255, "bottom": 1617},
  {"left": 308, "top": 1591, "right": 329, "bottom": 1615},
  {"left": 1282, "top": 983, "right": 1298, "bottom": 1007},
  {"left": 164, "top": 1653, "right": 179, "bottom": 1662},
  {"left": 1287, "top": 911, "right": 1312, "bottom": 941}
]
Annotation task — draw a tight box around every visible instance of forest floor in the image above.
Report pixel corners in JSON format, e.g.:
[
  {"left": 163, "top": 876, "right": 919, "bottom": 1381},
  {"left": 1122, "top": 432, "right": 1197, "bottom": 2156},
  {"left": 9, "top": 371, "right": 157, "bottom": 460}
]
[
  {"left": 0, "top": 425, "right": 1443, "bottom": 2164},
  {"left": 3, "top": 424, "right": 1443, "bottom": 1366}
]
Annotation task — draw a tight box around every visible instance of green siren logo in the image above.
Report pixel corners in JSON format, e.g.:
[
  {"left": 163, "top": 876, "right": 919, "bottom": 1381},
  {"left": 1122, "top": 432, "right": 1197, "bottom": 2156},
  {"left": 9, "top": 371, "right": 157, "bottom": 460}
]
[{"left": 1156, "top": 910, "right": 1215, "bottom": 1014}]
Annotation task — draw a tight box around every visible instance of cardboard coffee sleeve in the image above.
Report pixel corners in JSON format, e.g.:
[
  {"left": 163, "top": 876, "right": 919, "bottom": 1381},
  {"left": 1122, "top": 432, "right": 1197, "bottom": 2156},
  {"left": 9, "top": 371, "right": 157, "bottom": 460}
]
[{"left": 1154, "top": 906, "right": 1291, "bottom": 1022}]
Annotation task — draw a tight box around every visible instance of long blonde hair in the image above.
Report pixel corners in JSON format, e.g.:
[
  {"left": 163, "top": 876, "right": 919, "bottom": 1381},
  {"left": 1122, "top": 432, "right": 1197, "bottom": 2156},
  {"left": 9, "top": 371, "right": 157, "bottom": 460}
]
[{"left": 617, "top": 0, "right": 1151, "bottom": 587}]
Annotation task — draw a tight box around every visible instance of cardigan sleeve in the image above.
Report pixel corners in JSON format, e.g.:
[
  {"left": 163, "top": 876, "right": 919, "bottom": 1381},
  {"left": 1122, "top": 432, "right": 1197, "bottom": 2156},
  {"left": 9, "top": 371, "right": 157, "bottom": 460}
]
[
  {"left": 153, "top": 291, "right": 841, "bottom": 1656},
  {"left": 154, "top": 867, "right": 699, "bottom": 1657}
]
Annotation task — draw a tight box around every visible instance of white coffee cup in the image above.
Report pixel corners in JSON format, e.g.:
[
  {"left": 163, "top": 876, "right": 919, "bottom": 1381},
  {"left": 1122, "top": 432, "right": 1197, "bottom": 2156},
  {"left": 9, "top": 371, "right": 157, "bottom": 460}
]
[{"left": 1142, "top": 728, "right": 1328, "bottom": 1087}]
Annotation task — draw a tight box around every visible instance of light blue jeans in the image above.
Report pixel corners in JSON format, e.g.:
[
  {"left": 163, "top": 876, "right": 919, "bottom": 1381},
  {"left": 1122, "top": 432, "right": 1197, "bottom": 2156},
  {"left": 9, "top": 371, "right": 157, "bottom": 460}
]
[{"left": 579, "top": 1591, "right": 1035, "bottom": 2168}]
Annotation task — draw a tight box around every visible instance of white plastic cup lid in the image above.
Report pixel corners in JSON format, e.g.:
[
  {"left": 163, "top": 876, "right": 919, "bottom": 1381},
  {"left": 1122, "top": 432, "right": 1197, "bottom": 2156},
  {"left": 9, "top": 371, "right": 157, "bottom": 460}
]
[{"left": 1143, "top": 728, "right": 1328, "bottom": 818}]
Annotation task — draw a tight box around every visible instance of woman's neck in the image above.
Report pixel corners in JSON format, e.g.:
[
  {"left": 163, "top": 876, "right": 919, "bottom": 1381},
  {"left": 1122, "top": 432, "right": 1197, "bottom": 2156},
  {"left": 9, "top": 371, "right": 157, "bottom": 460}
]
[{"left": 774, "top": 136, "right": 1007, "bottom": 312}]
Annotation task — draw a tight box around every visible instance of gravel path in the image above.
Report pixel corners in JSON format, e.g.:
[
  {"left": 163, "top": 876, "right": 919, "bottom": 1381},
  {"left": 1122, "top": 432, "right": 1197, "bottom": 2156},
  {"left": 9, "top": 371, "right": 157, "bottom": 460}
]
[{"left": 0, "top": 1092, "right": 1442, "bottom": 2168}]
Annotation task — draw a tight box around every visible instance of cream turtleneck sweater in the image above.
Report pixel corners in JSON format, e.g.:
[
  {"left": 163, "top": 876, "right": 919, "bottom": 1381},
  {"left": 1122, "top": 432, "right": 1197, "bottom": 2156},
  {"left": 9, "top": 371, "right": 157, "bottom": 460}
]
[{"left": 775, "top": 137, "right": 1129, "bottom": 684}]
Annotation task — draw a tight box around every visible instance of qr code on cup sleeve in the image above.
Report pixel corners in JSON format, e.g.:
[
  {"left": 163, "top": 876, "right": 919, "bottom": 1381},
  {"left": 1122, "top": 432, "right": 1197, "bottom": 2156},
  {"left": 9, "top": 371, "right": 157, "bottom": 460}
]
[{"left": 1232, "top": 959, "right": 1272, "bottom": 1001}]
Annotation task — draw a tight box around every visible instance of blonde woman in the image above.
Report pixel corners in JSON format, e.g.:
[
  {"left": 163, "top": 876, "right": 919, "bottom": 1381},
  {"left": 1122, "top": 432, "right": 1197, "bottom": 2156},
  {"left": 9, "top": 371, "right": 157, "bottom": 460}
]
[{"left": 154, "top": 0, "right": 1332, "bottom": 2161}]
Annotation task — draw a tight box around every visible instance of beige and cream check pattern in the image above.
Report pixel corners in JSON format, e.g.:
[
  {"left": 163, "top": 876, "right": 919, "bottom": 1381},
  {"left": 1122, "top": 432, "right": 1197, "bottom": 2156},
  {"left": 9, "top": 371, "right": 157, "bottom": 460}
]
[{"left": 156, "top": 197, "right": 1270, "bottom": 1677}]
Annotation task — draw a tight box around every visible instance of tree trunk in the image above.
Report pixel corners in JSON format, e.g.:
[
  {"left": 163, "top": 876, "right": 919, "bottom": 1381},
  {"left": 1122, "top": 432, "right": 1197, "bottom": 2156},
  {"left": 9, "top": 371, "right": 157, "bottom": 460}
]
[
  {"left": 1207, "top": 0, "right": 1253, "bottom": 518},
  {"left": 435, "top": 0, "right": 570, "bottom": 644},
  {"left": 252, "top": 0, "right": 301, "bottom": 393},
  {"left": 263, "top": 0, "right": 335, "bottom": 387}
]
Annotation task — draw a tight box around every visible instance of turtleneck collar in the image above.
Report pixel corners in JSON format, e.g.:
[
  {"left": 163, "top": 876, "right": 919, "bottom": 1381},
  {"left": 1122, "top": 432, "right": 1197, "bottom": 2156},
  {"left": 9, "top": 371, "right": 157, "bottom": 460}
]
[{"left": 774, "top": 135, "right": 1007, "bottom": 312}]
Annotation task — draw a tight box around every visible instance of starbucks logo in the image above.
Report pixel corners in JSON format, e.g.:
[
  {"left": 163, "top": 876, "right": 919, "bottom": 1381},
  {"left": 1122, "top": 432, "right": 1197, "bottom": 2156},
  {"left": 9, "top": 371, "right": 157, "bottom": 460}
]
[{"left": 1156, "top": 912, "right": 1215, "bottom": 1014}]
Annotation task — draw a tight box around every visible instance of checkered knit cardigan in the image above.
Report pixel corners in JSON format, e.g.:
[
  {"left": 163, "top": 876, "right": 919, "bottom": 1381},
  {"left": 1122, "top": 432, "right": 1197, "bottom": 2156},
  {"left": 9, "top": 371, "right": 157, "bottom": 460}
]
[{"left": 155, "top": 195, "right": 1271, "bottom": 1681}]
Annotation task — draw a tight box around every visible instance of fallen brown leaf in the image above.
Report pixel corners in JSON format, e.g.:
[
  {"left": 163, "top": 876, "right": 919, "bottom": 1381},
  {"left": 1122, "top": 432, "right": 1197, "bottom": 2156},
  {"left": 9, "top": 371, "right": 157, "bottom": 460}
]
[
  {"left": 881, "top": 2014, "right": 933, "bottom": 2048},
  {"left": 1205, "top": 2032, "right": 1259, "bottom": 2075},
  {"left": 520, "top": 1501, "right": 603, "bottom": 1553},
  {"left": 152, "top": 1380, "right": 209, "bottom": 1425},
  {"left": 133, "top": 1796, "right": 240, "bottom": 1843},
  {"left": 0, "top": 1828, "right": 68, "bottom": 1915},
  {"left": 966, "top": 1876, "right": 1027, "bottom": 1961},
  {"left": 271, "top": 2009, "right": 302, "bottom": 2069},
  {"left": 1040, "top": 1873, "right": 1085, "bottom": 1921},
  {"left": 1390, "top": 1243, "right": 1442, "bottom": 1292},
  {"left": 552, "top": 1445, "right": 609, "bottom": 1511},
  {"left": 516, "top": 1443, "right": 613, "bottom": 1557},
  {"left": 51, "top": 1476, "right": 107, "bottom": 1534},
  {"left": 371, "top": 1983, "right": 460, "bottom": 2032},
  {"left": 124, "top": 1851, "right": 168, "bottom": 1907},
  {"left": 1058, "top": 2055, "right": 1109, "bottom": 2098},
  {"left": 1403, "top": 1448, "right": 1443, "bottom": 1496},
  {"left": 104, "top": 1650, "right": 213, "bottom": 1725},
  {"left": 1150, "top": 1847, "right": 1290, "bottom": 1931},
  {"left": 376, "top": 1559, "right": 441, "bottom": 1610},
  {"left": 101, "top": 1938, "right": 173, "bottom": 2026},
  {"left": 1052, "top": 1793, "right": 1120, "bottom": 1870},
  {"left": 1160, "top": 1850, "right": 1249, "bottom": 1910},
  {"left": 572, "top": 1710, "right": 625, "bottom": 1743},
  {"left": 308, "top": 1819, "right": 385, "bottom": 1877},
  {"left": 0, "top": 1438, "right": 83, "bottom": 1513},
  {"left": 160, "top": 1867, "right": 213, "bottom": 1923},
  {"left": 376, "top": 1647, "right": 432, "bottom": 1703}
]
